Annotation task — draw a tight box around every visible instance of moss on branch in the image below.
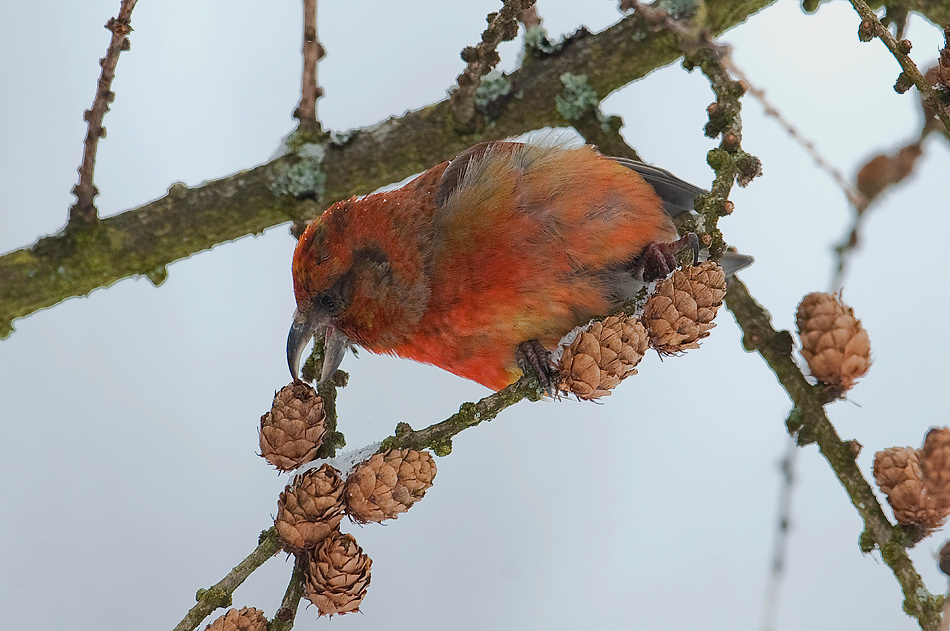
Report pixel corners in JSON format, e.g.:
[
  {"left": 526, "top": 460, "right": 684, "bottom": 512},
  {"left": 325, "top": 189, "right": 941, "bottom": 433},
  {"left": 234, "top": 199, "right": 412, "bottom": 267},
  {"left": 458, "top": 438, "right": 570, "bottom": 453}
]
[{"left": 0, "top": 0, "right": 776, "bottom": 338}]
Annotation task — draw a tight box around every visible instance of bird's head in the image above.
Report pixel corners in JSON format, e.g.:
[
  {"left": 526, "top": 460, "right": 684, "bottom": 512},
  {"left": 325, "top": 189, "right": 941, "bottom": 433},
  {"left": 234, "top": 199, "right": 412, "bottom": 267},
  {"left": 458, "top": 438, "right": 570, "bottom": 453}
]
[{"left": 287, "top": 196, "right": 431, "bottom": 384}]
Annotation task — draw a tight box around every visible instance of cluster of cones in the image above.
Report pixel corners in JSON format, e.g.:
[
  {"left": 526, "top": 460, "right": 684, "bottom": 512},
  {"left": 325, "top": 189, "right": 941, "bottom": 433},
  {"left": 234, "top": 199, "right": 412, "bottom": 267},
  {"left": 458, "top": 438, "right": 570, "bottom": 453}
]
[
  {"left": 558, "top": 260, "right": 728, "bottom": 400},
  {"left": 258, "top": 383, "right": 436, "bottom": 616},
  {"left": 792, "top": 293, "right": 950, "bottom": 538},
  {"left": 874, "top": 429, "right": 950, "bottom": 534}
]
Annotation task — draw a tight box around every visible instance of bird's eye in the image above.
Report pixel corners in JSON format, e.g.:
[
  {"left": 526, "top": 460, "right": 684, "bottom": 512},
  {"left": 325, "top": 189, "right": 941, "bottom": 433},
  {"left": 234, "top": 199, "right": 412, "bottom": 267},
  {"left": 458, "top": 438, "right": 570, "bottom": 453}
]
[{"left": 318, "top": 292, "right": 339, "bottom": 312}]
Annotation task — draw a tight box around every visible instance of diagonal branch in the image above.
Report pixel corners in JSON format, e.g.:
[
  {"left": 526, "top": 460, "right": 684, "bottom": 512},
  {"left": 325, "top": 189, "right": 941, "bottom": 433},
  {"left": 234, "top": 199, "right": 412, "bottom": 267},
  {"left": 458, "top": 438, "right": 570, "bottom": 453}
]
[
  {"left": 269, "top": 552, "right": 307, "bottom": 631},
  {"left": 725, "top": 278, "right": 943, "bottom": 631},
  {"left": 172, "top": 528, "right": 284, "bottom": 631},
  {"left": 69, "top": 0, "right": 138, "bottom": 228},
  {"left": 849, "top": 0, "right": 950, "bottom": 135},
  {"left": 0, "top": 0, "right": 778, "bottom": 340}
]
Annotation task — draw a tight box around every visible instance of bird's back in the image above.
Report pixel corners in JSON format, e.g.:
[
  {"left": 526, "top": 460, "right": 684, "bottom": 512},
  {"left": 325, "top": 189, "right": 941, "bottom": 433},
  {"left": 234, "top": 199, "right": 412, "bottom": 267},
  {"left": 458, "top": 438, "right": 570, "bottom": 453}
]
[{"left": 390, "top": 142, "right": 677, "bottom": 389}]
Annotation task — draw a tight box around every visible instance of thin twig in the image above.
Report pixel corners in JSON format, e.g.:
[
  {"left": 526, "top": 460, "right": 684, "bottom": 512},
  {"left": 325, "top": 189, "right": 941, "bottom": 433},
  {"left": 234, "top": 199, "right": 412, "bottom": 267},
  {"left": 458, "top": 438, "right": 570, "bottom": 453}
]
[
  {"left": 848, "top": 0, "right": 950, "bottom": 135},
  {"left": 760, "top": 437, "right": 798, "bottom": 631},
  {"left": 270, "top": 553, "right": 307, "bottom": 631},
  {"left": 294, "top": 0, "right": 325, "bottom": 134},
  {"left": 68, "top": 0, "right": 138, "bottom": 227},
  {"left": 518, "top": 4, "right": 542, "bottom": 30},
  {"left": 831, "top": 140, "right": 923, "bottom": 289},
  {"left": 383, "top": 376, "right": 541, "bottom": 455},
  {"left": 172, "top": 528, "right": 283, "bottom": 631},
  {"left": 725, "top": 279, "right": 943, "bottom": 631},
  {"left": 629, "top": 0, "right": 761, "bottom": 255},
  {"left": 449, "top": 0, "right": 536, "bottom": 131},
  {"left": 720, "top": 55, "right": 867, "bottom": 211}
]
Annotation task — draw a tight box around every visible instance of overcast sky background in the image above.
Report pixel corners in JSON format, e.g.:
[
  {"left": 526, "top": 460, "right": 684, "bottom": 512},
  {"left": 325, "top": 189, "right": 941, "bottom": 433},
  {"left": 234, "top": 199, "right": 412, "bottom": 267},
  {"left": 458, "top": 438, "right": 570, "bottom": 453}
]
[{"left": 2, "top": 1, "right": 950, "bottom": 629}]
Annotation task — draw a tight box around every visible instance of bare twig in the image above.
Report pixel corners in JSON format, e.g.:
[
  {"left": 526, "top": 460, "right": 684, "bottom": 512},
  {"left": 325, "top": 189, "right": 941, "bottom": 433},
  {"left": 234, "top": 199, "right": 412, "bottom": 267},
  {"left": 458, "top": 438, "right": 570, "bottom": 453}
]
[
  {"left": 849, "top": 0, "right": 950, "bottom": 135},
  {"left": 270, "top": 553, "right": 307, "bottom": 631},
  {"left": 720, "top": 55, "right": 867, "bottom": 211},
  {"left": 172, "top": 528, "right": 283, "bottom": 631},
  {"left": 449, "top": 0, "right": 536, "bottom": 131},
  {"left": 293, "top": 0, "right": 325, "bottom": 134},
  {"left": 760, "top": 437, "right": 799, "bottom": 631},
  {"left": 68, "top": 0, "right": 138, "bottom": 228},
  {"left": 518, "top": 4, "right": 542, "bottom": 30},
  {"left": 832, "top": 140, "right": 923, "bottom": 288}
]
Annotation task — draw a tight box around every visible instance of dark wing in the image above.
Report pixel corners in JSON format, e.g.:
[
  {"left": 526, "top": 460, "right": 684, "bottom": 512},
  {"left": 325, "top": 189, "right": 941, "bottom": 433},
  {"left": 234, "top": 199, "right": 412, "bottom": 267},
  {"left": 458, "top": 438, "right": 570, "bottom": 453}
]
[
  {"left": 611, "top": 157, "right": 705, "bottom": 220},
  {"left": 614, "top": 156, "right": 754, "bottom": 275}
]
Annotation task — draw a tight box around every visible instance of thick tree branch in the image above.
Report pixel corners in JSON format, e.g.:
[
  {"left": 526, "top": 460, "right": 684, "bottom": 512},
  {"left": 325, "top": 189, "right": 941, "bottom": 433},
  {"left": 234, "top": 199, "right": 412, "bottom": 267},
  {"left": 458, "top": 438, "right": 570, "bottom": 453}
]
[
  {"left": 69, "top": 0, "right": 138, "bottom": 228},
  {"left": 0, "top": 0, "right": 777, "bottom": 339}
]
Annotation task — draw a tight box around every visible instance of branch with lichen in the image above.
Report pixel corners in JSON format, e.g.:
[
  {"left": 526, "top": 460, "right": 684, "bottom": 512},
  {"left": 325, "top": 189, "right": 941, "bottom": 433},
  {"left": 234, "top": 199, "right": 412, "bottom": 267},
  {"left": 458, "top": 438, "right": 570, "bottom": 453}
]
[
  {"left": 449, "top": 0, "right": 536, "bottom": 131},
  {"left": 850, "top": 0, "right": 950, "bottom": 135},
  {"left": 626, "top": 0, "right": 761, "bottom": 257},
  {"left": 269, "top": 553, "right": 307, "bottom": 631},
  {"left": 68, "top": 0, "right": 138, "bottom": 228},
  {"left": 725, "top": 279, "right": 943, "bottom": 631},
  {"left": 172, "top": 528, "right": 283, "bottom": 631},
  {"left": 381, "top": 376, "right": 541, "bottom": 456},
  {"left": 293, "top": 0, "right": 326, "bottom": 136},
  {"left": 554, "top": 72, "right": 644, "bottom": 161},
  {"left": 0, "top": 0, "right": 777, "bottom": 341}
]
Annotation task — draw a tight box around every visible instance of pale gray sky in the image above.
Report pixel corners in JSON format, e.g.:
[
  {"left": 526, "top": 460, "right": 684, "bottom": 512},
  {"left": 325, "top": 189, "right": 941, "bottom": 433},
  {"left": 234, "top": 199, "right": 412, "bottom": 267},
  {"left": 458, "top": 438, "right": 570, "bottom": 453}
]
[{"left": 2, "top": 1, "right": 949, "bottom": 630}]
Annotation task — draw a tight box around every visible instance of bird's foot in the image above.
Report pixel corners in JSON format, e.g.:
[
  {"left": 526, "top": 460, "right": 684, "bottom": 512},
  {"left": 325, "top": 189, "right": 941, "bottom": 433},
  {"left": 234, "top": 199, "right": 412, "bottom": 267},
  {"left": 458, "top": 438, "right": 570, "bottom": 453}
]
[
  {"left": 640, "top": 233, "right": 699, "bottom": 282},
  {"left": 516, "top": 339, "right": 560, "bottom": 397}
]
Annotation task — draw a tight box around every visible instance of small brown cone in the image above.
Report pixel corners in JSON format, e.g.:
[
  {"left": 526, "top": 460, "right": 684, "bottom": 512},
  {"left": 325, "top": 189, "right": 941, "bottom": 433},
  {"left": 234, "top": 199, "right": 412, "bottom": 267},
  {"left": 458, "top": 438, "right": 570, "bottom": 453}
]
[
  {"left": 204, "top": 607, "right": 267, "bottom": 631},
  {"left": 795, "top": 292, "right": 870, "bottom": 394},
  {"left": 260, "top": 382, "right": 328, "bottom": 472},
  {"left": 873, "top": 447, "right": 950, "bottom": 530},
  {"left": 275, "top": 464, "right": 345, "bottom": 550},
  {"left": 558, "top": 315, "right": 648, "bottom": 400},
  {"left": 304, "top": 531, "right": 372, "bottom": 616},
  {"left": 345, "top": 449, "right": 436, "bottom": 523},
  {"left": 920, "top": 428, "right": 950, "bottom": 505},
  {"left": 642, "top": 261, "right": 726, "bottom": 355}
]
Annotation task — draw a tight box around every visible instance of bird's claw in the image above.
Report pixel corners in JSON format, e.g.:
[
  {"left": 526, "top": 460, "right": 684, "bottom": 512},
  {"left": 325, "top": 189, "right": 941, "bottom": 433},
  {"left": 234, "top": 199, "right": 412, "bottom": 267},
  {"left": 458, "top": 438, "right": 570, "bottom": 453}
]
[
  {"left": 516, "top": 339, "right": 560, "bottom": 398},
  {"left": 639, "top": 233, "right": 700, "bottom": 282}
]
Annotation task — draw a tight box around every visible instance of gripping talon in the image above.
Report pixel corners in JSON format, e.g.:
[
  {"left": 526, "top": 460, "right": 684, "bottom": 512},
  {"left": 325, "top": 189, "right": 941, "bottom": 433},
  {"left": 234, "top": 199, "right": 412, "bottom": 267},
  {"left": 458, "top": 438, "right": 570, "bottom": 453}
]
[{"left": 516, "top": 340, "right": 560, "bottom": 397}]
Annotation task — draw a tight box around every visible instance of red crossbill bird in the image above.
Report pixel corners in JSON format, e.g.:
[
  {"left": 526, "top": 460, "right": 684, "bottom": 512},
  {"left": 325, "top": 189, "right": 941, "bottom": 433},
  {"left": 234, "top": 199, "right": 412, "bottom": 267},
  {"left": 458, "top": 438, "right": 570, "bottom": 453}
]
[{"left": 288, "top": 141, "right": 747, "bottom": 391}]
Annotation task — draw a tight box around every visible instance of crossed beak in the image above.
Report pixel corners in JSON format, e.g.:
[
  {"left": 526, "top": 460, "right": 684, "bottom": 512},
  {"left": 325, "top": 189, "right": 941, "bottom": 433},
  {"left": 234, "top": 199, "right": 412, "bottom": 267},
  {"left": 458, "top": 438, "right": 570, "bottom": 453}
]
[{"left": 287, "top": 309, "right": 351, "bottom": 384}]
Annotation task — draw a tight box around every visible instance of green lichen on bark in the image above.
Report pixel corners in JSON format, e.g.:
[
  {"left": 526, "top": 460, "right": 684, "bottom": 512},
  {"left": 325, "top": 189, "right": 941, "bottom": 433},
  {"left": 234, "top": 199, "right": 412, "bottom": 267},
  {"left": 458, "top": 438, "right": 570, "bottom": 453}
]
[{"left": 0, "top": 0, "right": 778, "bottom": 340}]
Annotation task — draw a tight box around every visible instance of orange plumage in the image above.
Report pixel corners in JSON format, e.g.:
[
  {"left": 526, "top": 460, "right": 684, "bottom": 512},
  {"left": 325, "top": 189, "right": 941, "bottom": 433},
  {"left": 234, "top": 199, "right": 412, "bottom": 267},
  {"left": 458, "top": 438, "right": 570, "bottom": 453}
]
[{"left": 288, "top": 141, "right": 685, "bottom": 390}]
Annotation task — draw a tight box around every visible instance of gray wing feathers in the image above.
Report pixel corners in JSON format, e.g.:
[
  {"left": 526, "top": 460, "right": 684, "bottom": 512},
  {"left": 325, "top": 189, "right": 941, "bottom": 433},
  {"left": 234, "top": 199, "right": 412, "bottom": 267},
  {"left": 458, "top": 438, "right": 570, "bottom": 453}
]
[{"left": 612, "top": 157, "right": 705, "bottom": 219}]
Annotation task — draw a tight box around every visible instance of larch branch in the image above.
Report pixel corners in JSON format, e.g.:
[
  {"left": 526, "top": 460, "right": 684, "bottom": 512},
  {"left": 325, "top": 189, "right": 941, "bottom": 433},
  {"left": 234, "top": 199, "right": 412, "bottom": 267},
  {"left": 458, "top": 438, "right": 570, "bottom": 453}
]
[
  {"left": 0, "top": 0, "right": 777, "bottom": 340},
  {"left": 725, "top": 279, "right": 943, "bottom": 631},
  {"left": 449, "top": 0, "right": 536, "bottom": 131},
  {"left": 849, "top": 0, "right": 950, "bottom": 135},
  {"left": 294, "top": 0, "right": 325, "bottom": 134},
  {"left": 172, "top": 528, "right": 283, "bottom": 631},
  {"left": 68, "top": 0, "right": 138, "bottom": 228}
]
